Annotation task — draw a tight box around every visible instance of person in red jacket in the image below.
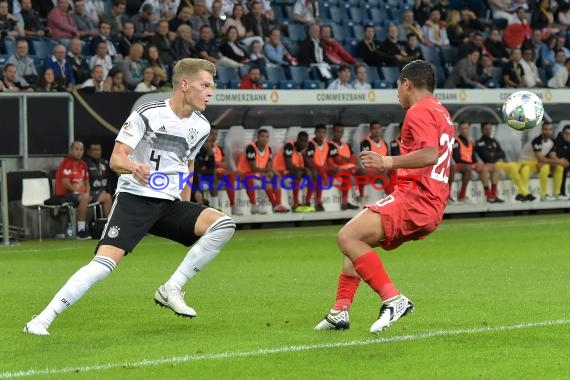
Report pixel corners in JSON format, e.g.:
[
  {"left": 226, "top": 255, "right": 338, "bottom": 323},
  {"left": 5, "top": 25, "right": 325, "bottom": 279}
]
[
  {"left": 238, "top": 66, "right": 263, "bottom": 89},
  {"left": 320, "top": 24, "right": 356, "bottom": 65}
]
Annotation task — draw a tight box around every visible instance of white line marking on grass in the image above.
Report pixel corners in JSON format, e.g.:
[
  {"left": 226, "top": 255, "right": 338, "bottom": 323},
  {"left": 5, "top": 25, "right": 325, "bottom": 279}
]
[{"left": 2, "top": 319, "right": 569, "bottom": 379}]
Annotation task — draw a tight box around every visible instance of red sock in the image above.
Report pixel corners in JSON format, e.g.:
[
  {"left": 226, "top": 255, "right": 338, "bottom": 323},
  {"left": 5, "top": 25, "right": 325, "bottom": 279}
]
[
  {"left": 273, "top": 188, "right": 282, "bottom": 204},
  {"left": 226, "top": 174, "right": 236, "bottom": 206},
  {"left": 491, "top": 184, "right": 497, "bottom": 197},
  {"left": 292, "top": 187, "right": 300, "bottom": 207},
  {"left": 246, "top": 177, "right": 257, "bottom": 205},
  {"left": 459, "top": 184, "right": 467, "bottom": 199},
  {"left": 316, "top": 186, "right": 323, "bottom": 205},
  {"left": 265, "top": 189, "right": 277, "bottom": 206},
  {"left": 305, "top": 185, "right": 314, "bottom": 205},
  {"left": 332, "top": 272, "right": 361, "bottom": 311},
  {"left": 341, "top": 189, "right": 349, "bottom": 205},
  {"left": 353, "top": 251, "right": 399, "bottom": 301}
]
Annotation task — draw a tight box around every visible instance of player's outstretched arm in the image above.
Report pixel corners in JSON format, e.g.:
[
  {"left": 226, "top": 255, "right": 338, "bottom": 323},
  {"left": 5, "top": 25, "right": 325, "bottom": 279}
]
[
  {"left": 110, "top": 141, "right": 151, "bottom": 185},
  {"left": 360, "top": 147, "right": 438, "bottom": 170}
]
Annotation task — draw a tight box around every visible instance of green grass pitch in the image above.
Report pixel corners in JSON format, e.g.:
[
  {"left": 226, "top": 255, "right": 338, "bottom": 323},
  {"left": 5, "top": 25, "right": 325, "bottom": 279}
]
[{"left": 1, "top": 214, "right": 569, "bottom": 379}]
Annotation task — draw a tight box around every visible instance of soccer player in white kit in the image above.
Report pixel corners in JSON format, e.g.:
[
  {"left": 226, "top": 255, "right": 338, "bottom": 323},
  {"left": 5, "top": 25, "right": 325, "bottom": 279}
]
[{"left": 24, "top": 59, "right": 236, "bottom": 335}]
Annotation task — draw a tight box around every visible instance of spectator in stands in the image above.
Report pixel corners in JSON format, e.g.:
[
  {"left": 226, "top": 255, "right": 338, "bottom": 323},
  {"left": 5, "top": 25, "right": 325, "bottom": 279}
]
[
  {"left": 398, "top": 9, "right": 428, "bottom": 46},
  {"left": 446, "top": 9, "right": 466, "bottom": 47},
  {"left": 293, "top": 0, "right": 317, "bottom": 25},
  {"left": 119, "top": 42, "right": 145, "bottom": 90},
  {"left": 459, "top": 6, "right": 485, "bottom": 37},
  {"left": 16, "top": 0, "right": 48, "bottom": 38},
  {"left": 520, "top": 47, "right": 543, "bottom": 87},
  {"left": 104, "top": 66, "right": 126, "bottom": 92},
  {"left": 263, "top": 27, "right": 296, "bottom": 67},
  {"left": 502, "top": 48, "right": 527, "bottom": 88},
  {"left": 451, "top": 121, "right": 494, "bottom": 203},
  {"left": 327, "top": 64, "right": 351, "bottom": 90},
  {"left": 458, "top": 31, "right": 484, "bottom": 58},
  {"left": 150, "top": 19, "right": 176, "bottom": 66},
  {"left": 6, "top": 39, "right": 38, "bottom": 87},
  {"left": 359, "top": 120, "right": 388, "bottom": 203},
  {"left": 209, "top": 0, "right": 225, "bottom": 42},
  {"left": 140, "top": 0, "right": 177, "bottom": 23},
  {"left": 273, "top": 131, "right": 314, "bottom": 213},
  {"left": 36, "top": 67, "right": 57, "bottom": 92},
  {"left": 221, "top": 4, "right": 246, "bottom": 42},
  {"left": 352, "top": 64, "right": 370, "bottom": 90},
  {"left": 1, "top": 63, "right": 33, "bottom": 91},
  {"left": 422, "top": 9, "right": 450, "bottom": 48},
  {"left": 243, "top": 0, "right": 272, "bottom": 40},
  {"left": 172, "top": 24, "right": 194, "bottom": 61},
  {"left": 522, "top": 29, "right": 543, "bottom": 64},
  {"left": 489, "top": 0, "right": 516, "bottom": 23},
  {"left": 220, "top": 25, "right": 249, "bottom": 66},
  {"left": 236, "top": 128, "right": 289, "bottom": 214},
  {"left": 80, "top": 64, "right": 105, "bottom": 91},
  {"left": 476, "top": 122, "right": 528, "bottom": 202},
  {"left": 531, "top": 0, "right": 556, "bottom": 41},
  {"left": 548, "top": 126, "right": 570, "bottom": 199},
  {"left": 117, "top": 20, "right": 137, "bottom": 57},
  {"left": 83, "top": 0, "right": 105, "bottom": 24},
  {"left": 131, "top": 3, "right": 155, "bottom": 42},
  {"left": 299, "top": 23, "right": 331, "bottom": 79},
  {"left": 0, "top": 0, "right": 23, "bottom": 38},
  {"left": 90, "top": 20, "right": 119, "bottom": 59},
  {"left": 320, "top": 24, "right": 356, "bottom": 66},
  {"left": 554, "top": 34, "right": 570, "bottom": 57},
  {"left": 44, "top": 44, "right": 75, "bottom": 89},
  {"left": 47, "top": 0, "right": 78, "bottom": 41},
  {"left": 190, "top": 0, "right": 210, "bottom": 40},
  {"left": 238, "top": 66, "right": 263, "bottom": 89},
  {"left": 72, "top": 0, "right": 99, "bottom": 40},
  {"left": 146, "top": 44, "right": 169, "bottom": 88},
  {"left": 520, "top": 121, "right": 566, "bottom": 201},
  {"left": 89, "top": 41, "right": 113, "bottom": 78},
  {"left": 556, "top": 2, "right": 570, "bottom": 28},
  {"left": 414, "top": 0, "right": 433, "bottom": 25},
  {"left": 445, "top": 47, "right": 489, "bottom": 88},
  {"left": 196, "top": 25, "right": 242, "bottom": 67},
  {"left": 169, "top": 5, "right": 192, "bottom": 40},
  {"left": 83, "top": 142, "right": 114, "bottom": 214},
  {"left": 249, "top": 40, "right": 268, "bottom": 71},
  {"left": 484, "top": 28, "right": 510, "bottom": 66},
  {"left": 304, "top": 124, "right": 329, "bottom": 211},
  {"left": 547, "top": 57, "right": 570, "bottom": 87},
  {"left": 134, "top": 66, "right": 158, "bottom": 92},
  {"left": 356, "top": 25, "right": 392, "bottom": 67},
  {"left": 67, "top": 37, "right": 91, "bottom": 84},
  {"left": 503, "top": 7, "right": 531, "bottom": 49},
  {"left": 383, "top": 24, "right": 412, "bottom": 68},
  {"left": 404, "top": 33, "right": 423, "bottom": 61},
  {"left": 327, "top": 122, "right": 359, "bottom": 210},
  {"left": 100, "top": 0, "right": 126, "bottom": 39},
  {"left": 539, "top": 34, "right": 557, "bottom": 75},
  {"left": 54, "top": 141, "right": 93, "bottom": 239}
]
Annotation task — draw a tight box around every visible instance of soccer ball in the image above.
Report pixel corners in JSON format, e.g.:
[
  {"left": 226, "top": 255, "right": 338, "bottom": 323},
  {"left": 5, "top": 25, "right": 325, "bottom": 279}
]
[{"left": 501, "top": 91, "right": 544, "bottom": 131}]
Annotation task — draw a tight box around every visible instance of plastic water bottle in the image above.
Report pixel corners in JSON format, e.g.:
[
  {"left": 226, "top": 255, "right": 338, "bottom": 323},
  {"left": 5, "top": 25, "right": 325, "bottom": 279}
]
[{"left": 66, "top": 222, "right": 73, "bottom": 239}]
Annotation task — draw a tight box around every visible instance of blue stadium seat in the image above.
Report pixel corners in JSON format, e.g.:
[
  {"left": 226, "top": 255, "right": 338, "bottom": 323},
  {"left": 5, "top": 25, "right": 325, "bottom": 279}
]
[
  {"left": 380, "top": 66, "right": 400, "bottom": 85},
  {"left": 3, "top": 39, "right": 15, "bottom": 56},
  {"left": 214, "top": 79, "right": 225, "bottom": 89},
  {"left": 348, "top": 7, "right": 364, "bottom": 23},
  {"left": 0, "top": 55, "right": 7, "bottom": 70},
  {"left": 330, "top": 23, "right": 346, "bottom": 43},
  {"left": 485, "top": 77, "right": 499, "bottom": 88},
  {"left": 303, "top": 80, "right": 322, "bottom": 89},
  {"left": 287, "top": 42, "right": 300, "bottom": 58},
  {"left": 353, "top": 24, "right": 364, "bottom": 41},
  {"left": 537, "top": 67, "right": 548, "bottom": 86},
  {"left": 265, "top": 66, "right": 287, "bottom": 84},
  {"left": 228, "top": 79, "right": 241, "bottom": 89},
  {"left": 369, "top": 8, "right": 387, "bottom": 23},
  {"left": 374, "top": 26, "right": 387, "bottom": 41},
  {"left": 288, "top": 24, "right": 307, "bottom": 42},
  {"left": 492, "top": 66, "right": 503, "bottom": 84},
  {"left": 441, "top": 46, "right": 459, "bottom": 67},
  {"left": 373, "top": 79, "right": 393, "bottom": 89},
  {"left": 273, "top": 5, "right": 285, "bottom": 23},
  {"left": 216, "top": 66, "right": 239, "bottom": 85},
  {"left": 420, "top": 45, "right": 442, "bottom": 67},
  {"left": 329, "top": 6, "right": 345, "bottom": 24},
  {"left": 31, "top": 39, "right": 57, "bottom": 59},
  {"left": 289, "top": 65, "right": 311, "bottom": 86},
  {"left": 259, "top": 80, "right": 273, "bottom": 89},
  {"left": 318, "top": 2, "right": 331, "bottom": 20},
  {"left": 366, "top": 66, "right": 381, "bottom": 82},
  {"left": 279, "top": 80, "right": 299, "bottom": 89}
]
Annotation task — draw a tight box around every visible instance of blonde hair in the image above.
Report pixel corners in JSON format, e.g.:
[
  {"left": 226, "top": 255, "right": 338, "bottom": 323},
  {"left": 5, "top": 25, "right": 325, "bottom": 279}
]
[
  {"left": 177, "top": 24, "right": 191, "bottom": 34},
  {"left": 171, "top": 58, "right": 216, "bottom": 89}
]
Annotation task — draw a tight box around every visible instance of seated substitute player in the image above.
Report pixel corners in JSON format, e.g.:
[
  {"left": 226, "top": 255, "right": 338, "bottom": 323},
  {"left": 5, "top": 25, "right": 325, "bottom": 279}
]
[
  {"left": 520, "top": 121, "right": 565, "bottom": 201},
  {"left": 548, "top": 126, "right": 570, "bottom": 199},
  {"left": 475, "top": 122, "right": 528, "bottom": 203},
  {"left": 24, "top": 58, "right": 236, "bottom": 336},
  {"left": 359, "top": 120, "right": 389, "bottom": 202},
  {"left": 327, "top": 122, "right": 360, "bottom": 210},
  {"left": 315, "top": 60, "right": 456, "bottom": 334},
  {"left": 305, "top": 124, "right": 330, "bottom": 212},
  {"left": 273, "top": 131, "right": 315, "bottom": 212},
  {"left": 236, "top": 128, "right": 289, "bottom": 214},
  {"left": 83, "top": 142, "right": 114, "bottom": 217},
  {"left": 54, "top": 141, "right": 96, "bottom": 240},
  {"left": 451, "top": 121, "right": 495, "bottom": 203}
]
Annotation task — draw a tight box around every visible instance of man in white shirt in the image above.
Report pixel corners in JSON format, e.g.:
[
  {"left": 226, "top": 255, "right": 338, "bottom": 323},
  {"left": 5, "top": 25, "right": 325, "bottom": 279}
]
[
  {"left": 327, "top": 64, "right": 352, "bottom": 90},
  {"left": 547, "top": 57, "right": 570, "bottom": 88},
  {"left": 80, "top": 64, "right": 106, "bottom": 92},
  {"left": 352, "top": 64, "right": 371, "bottom": 90},
  {"left": 519, "top": 48, "right": 542, "bottom": 87}
]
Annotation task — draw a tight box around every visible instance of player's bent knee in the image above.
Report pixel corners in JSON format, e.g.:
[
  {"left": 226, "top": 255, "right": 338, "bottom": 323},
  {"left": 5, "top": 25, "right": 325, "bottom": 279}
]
[{"left": 195, "top": 208, "right": 236, "bottom": 236}]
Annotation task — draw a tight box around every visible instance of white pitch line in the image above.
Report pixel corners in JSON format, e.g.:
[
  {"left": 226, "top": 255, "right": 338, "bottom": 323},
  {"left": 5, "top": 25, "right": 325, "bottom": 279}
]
[{"left": 1, "top": 319, "right": 569, "bottom": 379}]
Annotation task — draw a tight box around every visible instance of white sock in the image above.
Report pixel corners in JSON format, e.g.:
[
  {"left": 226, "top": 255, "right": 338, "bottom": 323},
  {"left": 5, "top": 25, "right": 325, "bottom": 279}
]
[
  {"left": 211, "top": 196, "right": 220, "bottom": 208},
  {"left": 36, "top": 256, "right": 116, "bottom": 326},
  {"left": 165, "top": 216, "right": 235, "bottom": 291},
  {"left": 78, "top": 221, "right": 86, "bottom": 231}
]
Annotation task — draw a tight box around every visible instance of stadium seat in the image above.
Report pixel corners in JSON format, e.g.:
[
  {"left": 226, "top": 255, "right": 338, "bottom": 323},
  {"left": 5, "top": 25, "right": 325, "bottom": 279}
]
[
  {"left": 216, "top": 66, "right": 239, "bottom": 86},
  {"left": 0, "top": 55, "right": 7, "bottom": 70},
  {"left": 290, "top": 65, "right": 311, "bottom": 85},
  {"left": 288, "top": 24, "right": 307, "bottom": 42},
  {"left": 330, "top": 23, "right": 346, "bottom": 43},
  {"left": 31, "top": 39, "right": 52, "bottom": 59},
  {"left": 213, "top": 79, "right": 225, "bottom": 89},
  {"left": 303, "top": 80, "right": 322, "bottom": 89},
  {"left": 348, "top": 7, "right": 363, "bottom": 23},
  {"left": 228, "top": 79, "right": 241, "bottom": 89},
  {"left": 421, "top": 45, "right": 442, "bottom": 67},
  {"left": 265, "top": 66, "right": 287, "bottom": 84},
  {"left": 366, "top": 66, "right": 381, "bottom": 82},
  {"left": 441, "top": 46, "right": 459, "bottom": 68},
  {"left": 224, "top": 125, "right": 246, "bottom": 170},
  {"left": 352, "top": 24, "right": 364, "bottom": 41},
  {"left": 329, "top": 6, "right": 345, "bottom": 24},
  {"left": 279, "top": 80, "right": 299, "bottom": 89},
  {"left": 259, "top": 80, "right": 273, "bottom": 89},
  {"left": 373, "top": 79, "right": 392, "bottom": 89},
  {"left": 3, "top": 39, "right": 15, "bottom": 56},
  {"left": 380, "top": 66, "right": 400, "bottom": 86},
  {"left": 491, "top": 67, "right": 503, "bottom": 85}
]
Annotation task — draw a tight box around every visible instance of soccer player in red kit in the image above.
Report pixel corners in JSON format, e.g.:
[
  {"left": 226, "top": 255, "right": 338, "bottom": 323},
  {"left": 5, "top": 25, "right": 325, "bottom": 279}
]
[{"left": 315, "top": 60, "right": 455, "bottom": 334}]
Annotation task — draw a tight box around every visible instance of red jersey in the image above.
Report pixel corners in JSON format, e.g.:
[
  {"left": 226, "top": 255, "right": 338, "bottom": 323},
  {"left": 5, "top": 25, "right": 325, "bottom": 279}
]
[
  {"left": 55, "top": 156, "right": 89, "bottom": 196},
  {"left": 397, "top": 96, "right": 455, "bottom": 216}
]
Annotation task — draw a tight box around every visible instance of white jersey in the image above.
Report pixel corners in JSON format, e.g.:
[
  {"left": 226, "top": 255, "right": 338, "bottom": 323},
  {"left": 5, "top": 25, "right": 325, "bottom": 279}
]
[
  {"left": 115, "top": 99, "right": 210, "bottom": 200},
  {"left": 520, "top": 135, "right": 554, "bottom": 161}
]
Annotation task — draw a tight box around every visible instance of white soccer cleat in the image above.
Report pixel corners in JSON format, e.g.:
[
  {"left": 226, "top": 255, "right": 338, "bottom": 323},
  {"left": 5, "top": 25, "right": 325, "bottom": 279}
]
[
  {"left": 541, "top": 195, "right": 556, "bottom": 201},
  {"left": 315, "top": 307, "right": 350, "bottom": 330},
  {"left": 23, "top": 316, "right": 50, "bottom": 336},
  {"left": 369, "top": 294, "right": 415, "bottom": 334},
  {"left": 230, "top": 205, "right": 243, "bottom": 215},
  {"left": 154, "top": 285, "right": 197, "bottom": 318},
  {"left": 250, "top": 204, "right": 267, "bottom": 215},
  {"left": 556, "top": 194, "right": 570, "bottom": 201}
]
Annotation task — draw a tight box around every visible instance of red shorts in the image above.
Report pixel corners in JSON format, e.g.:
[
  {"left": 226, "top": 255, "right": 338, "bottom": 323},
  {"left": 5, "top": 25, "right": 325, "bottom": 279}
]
[{"left": 364, "top": 190, "right": 443, "bottom": 251}]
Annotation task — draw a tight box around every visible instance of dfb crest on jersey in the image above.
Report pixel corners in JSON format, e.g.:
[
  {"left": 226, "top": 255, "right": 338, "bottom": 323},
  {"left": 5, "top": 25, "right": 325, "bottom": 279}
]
[{"left": 188, "top": 128, "right": 198, "bottom": 144}]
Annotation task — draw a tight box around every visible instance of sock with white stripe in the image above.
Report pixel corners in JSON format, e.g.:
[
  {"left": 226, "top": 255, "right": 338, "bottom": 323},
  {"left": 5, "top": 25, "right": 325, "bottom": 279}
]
[
  {"left": 35, "top": 256, "right": 116, "bottom": 326},
  {"left": 165, "top": 216, "right": 236, "bottom": 291}
]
